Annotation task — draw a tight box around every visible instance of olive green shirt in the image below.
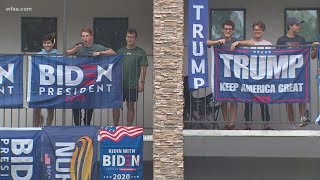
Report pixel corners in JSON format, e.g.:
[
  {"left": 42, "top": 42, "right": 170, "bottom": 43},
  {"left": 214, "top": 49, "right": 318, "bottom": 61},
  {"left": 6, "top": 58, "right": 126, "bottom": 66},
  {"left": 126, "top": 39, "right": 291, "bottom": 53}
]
[{"left": 117, "top": 46, "right": 148, "bottom": 89}]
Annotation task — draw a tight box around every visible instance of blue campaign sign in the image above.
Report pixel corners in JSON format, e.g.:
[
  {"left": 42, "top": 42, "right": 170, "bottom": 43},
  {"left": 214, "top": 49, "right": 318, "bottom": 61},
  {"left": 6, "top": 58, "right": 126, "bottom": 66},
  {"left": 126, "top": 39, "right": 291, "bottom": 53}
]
[
  {"left": 0, "top": 55, "right": 23, "bottom": 108},
  {"left": 100, "top": 126, "right": 143, "bottom": 180},
  {"left": 0, "top": 129, "right": 41, "bottom": 180},
  {"left": 188, "top": 0, "right": 209, "bottom": 89},
  {"left": 213, "top": 47, "right": 310, "bottom": 103},
  {"left": 28, "top": 55, "right": 123, "bottom": 108},
  {"left": 42, "top": 126, "right": 98, "bottom": 180}
]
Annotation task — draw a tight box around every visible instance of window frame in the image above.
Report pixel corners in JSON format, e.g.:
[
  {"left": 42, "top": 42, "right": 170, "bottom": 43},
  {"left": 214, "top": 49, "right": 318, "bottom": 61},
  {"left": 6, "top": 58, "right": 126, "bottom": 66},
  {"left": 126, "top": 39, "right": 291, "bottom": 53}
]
[
  {"left": 284, "top": 8, "right": 320, "bottom": 43},
  {"left": 93, "top": 17, "right": 129, "bottom": 51},
  {"left": 21, "top": 17, "right": 58, "bottom": 52},
  {"left": 210, "top": 8, "right": 246, "bottom": 40}
]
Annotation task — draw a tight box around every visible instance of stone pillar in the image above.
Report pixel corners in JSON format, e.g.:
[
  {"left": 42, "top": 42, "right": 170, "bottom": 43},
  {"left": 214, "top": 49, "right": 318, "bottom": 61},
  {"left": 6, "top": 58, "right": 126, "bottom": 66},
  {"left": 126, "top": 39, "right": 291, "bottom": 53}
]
[{"left": 153, "top": 0, "right": 184, "bottom": 179}]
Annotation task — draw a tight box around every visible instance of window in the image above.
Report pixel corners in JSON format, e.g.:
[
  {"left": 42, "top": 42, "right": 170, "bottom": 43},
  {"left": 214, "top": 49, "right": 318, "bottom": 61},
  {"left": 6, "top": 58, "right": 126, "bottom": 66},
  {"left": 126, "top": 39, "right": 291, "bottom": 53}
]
[
  {"left": 93, "top": 18, "right": 128, "bottom": 51},
  {"left": 21, "top": 17, "right": 57, "bottom": 52},
  {"left": 210, "top": 9, "right": 246, "bottom": 40},
  {"left": 285, "top": 8, "right": 320, "bottom": 43}
]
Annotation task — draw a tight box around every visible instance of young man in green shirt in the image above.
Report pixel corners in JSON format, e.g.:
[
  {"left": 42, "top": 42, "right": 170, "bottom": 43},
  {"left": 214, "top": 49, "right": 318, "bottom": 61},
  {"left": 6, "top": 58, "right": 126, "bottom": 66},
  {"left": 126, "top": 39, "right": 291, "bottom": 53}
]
[{"left": 113, "top": 28, "right": 148, "bottom": 126}]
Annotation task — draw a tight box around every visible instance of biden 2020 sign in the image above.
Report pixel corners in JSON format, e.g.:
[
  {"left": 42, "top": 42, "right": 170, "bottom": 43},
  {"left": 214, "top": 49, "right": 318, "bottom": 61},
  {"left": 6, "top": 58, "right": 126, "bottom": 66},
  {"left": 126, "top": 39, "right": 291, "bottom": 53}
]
[{"left": 100, "top": 126, "right": 143, "bottom": 180}]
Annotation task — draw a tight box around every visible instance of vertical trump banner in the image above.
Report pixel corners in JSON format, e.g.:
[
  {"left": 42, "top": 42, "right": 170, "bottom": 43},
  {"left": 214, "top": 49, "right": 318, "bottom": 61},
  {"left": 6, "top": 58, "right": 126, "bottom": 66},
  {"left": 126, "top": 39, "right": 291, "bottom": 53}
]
[
  {"left": 188, "top": 0, "right": 209, "bottom": 89},
  {"left": 0, "top": 55, "right": 23, "bottom": 108},
  {"left": 42, "top": 126, "right": 98, "bottom": 180},
  {"left": 100, "top": 126, "right": 143, "bottom": 180},
  {"left": 0, "top": 129, "right": 41, "bottom": 180}
]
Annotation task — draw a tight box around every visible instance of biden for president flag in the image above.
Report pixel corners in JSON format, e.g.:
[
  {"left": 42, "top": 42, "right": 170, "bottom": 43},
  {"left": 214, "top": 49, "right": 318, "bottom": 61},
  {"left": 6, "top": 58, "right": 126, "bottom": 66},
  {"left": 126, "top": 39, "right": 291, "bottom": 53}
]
[
  {"left": 27, "top": 55, "right": 123, "bottom": 108},
  {"left": 0, "top": 55, "right": 23, "bottom": 108},
  {"left": 0, "top": 129, "right": 41, "bottom": 180},
  {"left": 100, "top": 126, "right": 143, "bottom": 180},
  {"left": 42, "top": 126, "right": 99, "bottom": 180},
  {"left": 213, "top": 47, "right": 310, "bottom": 103}
]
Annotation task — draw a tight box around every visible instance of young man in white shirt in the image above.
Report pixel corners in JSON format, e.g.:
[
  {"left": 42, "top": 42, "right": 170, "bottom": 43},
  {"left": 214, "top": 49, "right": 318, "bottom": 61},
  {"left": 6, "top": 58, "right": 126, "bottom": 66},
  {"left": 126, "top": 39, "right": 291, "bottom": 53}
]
[{"left": 230, "top": 21, "right": 273, "bottom": 130}]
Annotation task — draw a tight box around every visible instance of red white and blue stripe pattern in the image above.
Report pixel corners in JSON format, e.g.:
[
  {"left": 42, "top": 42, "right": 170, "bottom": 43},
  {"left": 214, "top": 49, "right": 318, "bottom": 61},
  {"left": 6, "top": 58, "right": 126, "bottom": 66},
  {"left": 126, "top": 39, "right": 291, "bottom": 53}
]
[
  {"left": 81, "top": 65, "right": 97, "bottom": 86},
  {"left": 100, "top": 126, "right": 143, "bottom": 142}
]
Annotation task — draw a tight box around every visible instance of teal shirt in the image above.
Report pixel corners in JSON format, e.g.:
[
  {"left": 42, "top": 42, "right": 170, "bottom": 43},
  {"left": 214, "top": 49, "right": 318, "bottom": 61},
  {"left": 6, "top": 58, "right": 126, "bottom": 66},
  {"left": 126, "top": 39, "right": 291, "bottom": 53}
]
[
  {"left": 38, "top": 49, "right": 59, "bottom": 55},
  {"left": 117, "top": 46, "right": 148, "bottom": 89}
]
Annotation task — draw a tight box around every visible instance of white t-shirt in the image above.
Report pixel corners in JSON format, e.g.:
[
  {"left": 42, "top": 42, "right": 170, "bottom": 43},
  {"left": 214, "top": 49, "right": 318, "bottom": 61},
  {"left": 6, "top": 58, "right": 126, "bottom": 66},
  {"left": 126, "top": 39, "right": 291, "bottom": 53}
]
[{"left": 252, "top": 39, "right": 272, "bottom": 49}]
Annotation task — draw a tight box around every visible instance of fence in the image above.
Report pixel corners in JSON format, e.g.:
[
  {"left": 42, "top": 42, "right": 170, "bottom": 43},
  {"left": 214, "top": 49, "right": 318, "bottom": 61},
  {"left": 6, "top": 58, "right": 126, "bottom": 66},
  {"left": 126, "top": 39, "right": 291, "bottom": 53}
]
[
  {"left": 184, "top": 45, "right": 320, "bottom": 130},
  {"left": 0, "top": 54, "right": 153, "bottom": 133}
]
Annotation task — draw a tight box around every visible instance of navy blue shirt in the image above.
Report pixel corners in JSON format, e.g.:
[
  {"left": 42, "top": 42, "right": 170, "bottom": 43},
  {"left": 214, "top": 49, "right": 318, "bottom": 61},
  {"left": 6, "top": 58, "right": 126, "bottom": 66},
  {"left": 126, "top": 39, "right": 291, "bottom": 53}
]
[{"left": 276, "top": 35, "right": 306, "bottom": 46}]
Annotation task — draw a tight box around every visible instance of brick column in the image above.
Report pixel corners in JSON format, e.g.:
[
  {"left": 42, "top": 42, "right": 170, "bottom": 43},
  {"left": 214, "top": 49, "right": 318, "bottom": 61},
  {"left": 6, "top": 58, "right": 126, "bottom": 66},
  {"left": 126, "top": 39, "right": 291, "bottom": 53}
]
[{"left": 153, "top": 0, "right": 184, "bottom": 179}]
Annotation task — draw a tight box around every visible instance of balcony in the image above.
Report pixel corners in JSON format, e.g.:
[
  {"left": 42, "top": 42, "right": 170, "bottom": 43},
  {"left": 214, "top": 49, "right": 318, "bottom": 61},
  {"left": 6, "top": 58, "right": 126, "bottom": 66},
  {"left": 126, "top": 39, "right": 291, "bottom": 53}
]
[{"left": 0, "top": 54, "right": 153, "bottom": 134}]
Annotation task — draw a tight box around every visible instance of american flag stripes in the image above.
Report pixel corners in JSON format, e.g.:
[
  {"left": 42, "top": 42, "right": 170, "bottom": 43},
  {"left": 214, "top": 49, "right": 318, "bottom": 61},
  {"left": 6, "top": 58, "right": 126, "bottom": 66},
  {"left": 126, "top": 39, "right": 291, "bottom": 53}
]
[{"left": 100, "top": 126, "right": 143, "bottom": 142}]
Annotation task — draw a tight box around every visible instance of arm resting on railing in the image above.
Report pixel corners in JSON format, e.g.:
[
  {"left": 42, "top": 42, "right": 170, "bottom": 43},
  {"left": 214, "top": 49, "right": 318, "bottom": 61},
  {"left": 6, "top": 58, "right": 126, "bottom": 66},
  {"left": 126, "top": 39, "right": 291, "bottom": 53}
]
[
  {"left": 207, "top": 39, "right": 225, "bottom": 46},
  {"left": 230, "top": 39, "right": 255, "bottom": 51},
  {"left": 311, "top": 42, "right": 319, "bottom": 59}
]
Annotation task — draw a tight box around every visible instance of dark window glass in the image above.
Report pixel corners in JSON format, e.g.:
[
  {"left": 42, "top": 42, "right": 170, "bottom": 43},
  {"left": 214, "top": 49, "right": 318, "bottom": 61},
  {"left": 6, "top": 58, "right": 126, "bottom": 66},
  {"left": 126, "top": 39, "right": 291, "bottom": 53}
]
[
  {"left": 21, "top": 17, "right": 57, "bottom": 52},
  {"left": 93, "top": 18, "right": 128, "bottom": 51}
]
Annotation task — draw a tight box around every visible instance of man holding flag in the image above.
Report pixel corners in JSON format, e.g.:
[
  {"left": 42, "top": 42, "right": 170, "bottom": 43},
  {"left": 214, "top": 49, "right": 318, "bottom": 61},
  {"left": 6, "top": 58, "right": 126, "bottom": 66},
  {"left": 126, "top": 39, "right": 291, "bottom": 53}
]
[
  {"left": 207, "top": 20, "right": 240, "bottom": 130},
  {"left": 276, "top": 17, "right": 310, "bottom": 128},
  {"left": 230, "top": 21, "right": 273, "bottom": 130},
  {"left": 67, "top": 27, "right": 116, "bottom": 126}
]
